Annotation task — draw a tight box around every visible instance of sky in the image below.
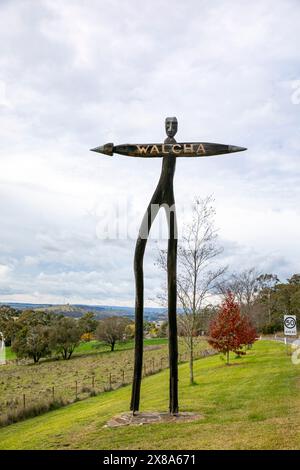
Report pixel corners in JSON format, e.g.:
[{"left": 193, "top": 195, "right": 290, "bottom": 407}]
[{"left": 0, "top": 0, "right": 300, "bottom": 306}]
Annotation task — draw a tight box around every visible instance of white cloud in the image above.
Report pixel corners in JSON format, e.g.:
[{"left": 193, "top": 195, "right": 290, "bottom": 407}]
[
  {"left": 0, "top": 0, "right": 300, "bottom": 305},
  {"left": 0, "top": 265, "right": 11, "bottom": 280}
]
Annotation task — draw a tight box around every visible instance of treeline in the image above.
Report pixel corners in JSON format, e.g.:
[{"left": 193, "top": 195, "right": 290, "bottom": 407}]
[
  {"left": 178, "top": 270, "right": 300, "bottom": 335},
  {"left": 1, "top": 271, "right": 298, "bottom": 363},
  {"left": 218, "top": 270, "right": 300, "bottom": 333},
  {"left": 0, "top": 307, "right": 134, "bottom": 363}
]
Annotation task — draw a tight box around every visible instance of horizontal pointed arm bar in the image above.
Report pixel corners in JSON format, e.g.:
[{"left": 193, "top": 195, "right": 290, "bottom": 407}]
[{"left": 90, "top": 142, "right": 247, "bottom": 158}]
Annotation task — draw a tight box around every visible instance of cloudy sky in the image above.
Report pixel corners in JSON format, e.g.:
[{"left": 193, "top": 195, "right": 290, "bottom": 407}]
[{"left": 0, "top": 0, "right": 300, "bottom": 306}]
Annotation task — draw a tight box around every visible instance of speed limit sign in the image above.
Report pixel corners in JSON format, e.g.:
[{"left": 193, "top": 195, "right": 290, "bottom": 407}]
[{"left": 284, "top": 315, "right": 297, "bottom": 336}]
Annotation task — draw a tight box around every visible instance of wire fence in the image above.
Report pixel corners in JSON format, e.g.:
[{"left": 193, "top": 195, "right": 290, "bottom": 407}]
[{"left": 0, "top": 348, "right": 215, "bottom": 426}]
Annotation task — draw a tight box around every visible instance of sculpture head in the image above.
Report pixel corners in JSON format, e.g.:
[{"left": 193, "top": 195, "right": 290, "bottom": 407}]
[{"left": 165, "top": 117, "right": 178, "bottom": 138}]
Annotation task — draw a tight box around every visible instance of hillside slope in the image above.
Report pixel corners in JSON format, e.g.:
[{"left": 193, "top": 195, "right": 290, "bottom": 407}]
[{"left": 0, "top": 341, "right": 299, "bottom": 450}]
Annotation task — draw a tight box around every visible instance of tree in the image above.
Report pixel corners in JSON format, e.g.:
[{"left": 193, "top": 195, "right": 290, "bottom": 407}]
[
  {"left": 49, "top": 317, "right": 81, "bottom": 360},
  {"left": 158, "top": 320, "right": 168, "bottom": 338},
  {"left": 287, "top": 274, "right": 300, "bottom": 285},
  {"left": 17, "top": 309, "right": 58, "bottom": 326},
  {"left": 208, "top": 292, "right": 257, "bottom": 364},
  {"left": 95, "top": 316, "right": 130, "bottom": 351},
  {"left": 0, "top": 305, "right": 19, "bottom": 346},
  {"left": 200, "top": 304, "right": 219, "bottom": 334},
  {"left": 12, "top": 324, "right": 51, "bottom": 363},
  {"left": 143, "top": 321, "right": 159, "bottom": 338},
  {"left": 80, "top": 332, "right": 94, "bottom": 342},
  {"left": 78, "top": 312, "right": 98, "bottom": 336},
  {"left": 268, "top": 275, "right": 300, "bottom": 329},
  {"left": 9, "top": 309, "right": 59, "bottom": 363},
  {"left": 125, "top": 322, "right": 135, "bottom": 339},
  {"left": 239, "top": 315, "right": 257, "bottom": 350},
  {"left": 218, "top": 268, "right": 260, "bottom": 317},
  {"left": 156, "top": 196, "right": 226, "bottom": 384},
  {"left": 256, "top": 274, "right": 280, "bottom": 326}
]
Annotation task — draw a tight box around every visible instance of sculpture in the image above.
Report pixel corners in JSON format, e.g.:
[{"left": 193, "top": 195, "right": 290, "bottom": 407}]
[{"left": 91, "top": 117, "right": 246, "bottom": 414}]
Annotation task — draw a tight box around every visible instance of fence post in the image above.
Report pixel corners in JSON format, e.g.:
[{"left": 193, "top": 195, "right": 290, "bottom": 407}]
[
  {"left": 52, "top": 386, "right": 55, "bottom": 401},
  {"left": 92, "top": 376, "right": 95, "bottom": 390},
  {"left": 109, "top": 373, "right": 112, "bottom": 389},
  {"left": 23, "top": 393, "right": 26, "bottom": 410},
  {"left": 75, "top": 380, "right": 78, "bottom": 399},
  {"left": 152, "top": 358, "right": 155, "bottom": 372},
  {"left": 122, "top": 370, "right": 125, "bottom": 385}
]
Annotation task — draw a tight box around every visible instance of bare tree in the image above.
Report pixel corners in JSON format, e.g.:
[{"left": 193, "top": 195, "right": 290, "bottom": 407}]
[
  {"left": 218, "top": 268, "right": 261, "bottom": 317},
  {"left": 156, "top": 196, "right": 226, "bottom": 384},
  {"left": 256, "top": 274, "right": 280, "bottom": 324}
]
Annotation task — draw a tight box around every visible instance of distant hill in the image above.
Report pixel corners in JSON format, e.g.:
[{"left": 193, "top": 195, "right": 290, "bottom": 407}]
[{"left": 0, "top": 302, "right": 167, "bottom": 322}]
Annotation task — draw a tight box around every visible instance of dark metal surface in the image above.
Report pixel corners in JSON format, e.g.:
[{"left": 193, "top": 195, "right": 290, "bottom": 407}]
[
  {"left": 130, "top": 117, "right": 179, "bottom": 414},
  {"left": 90, "top": 117, "right": 247, "bottom": 416},
  {"left": 90, "top": 142, "right": 247, "bottom": 158}
]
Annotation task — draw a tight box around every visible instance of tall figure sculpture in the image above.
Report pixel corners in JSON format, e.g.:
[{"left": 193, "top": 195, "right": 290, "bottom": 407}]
[
  {"left": 90, "top": 117, "right": 246, "bottom": 416},
  {"left": 130, "top": 117, "right": 179, "bottom": 415}
]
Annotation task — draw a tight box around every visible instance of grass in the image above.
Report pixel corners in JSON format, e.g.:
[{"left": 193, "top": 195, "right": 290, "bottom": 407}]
[
  {"left": 3, "top": 347, "right": 16, "bottom": 361},
  {"left": 5, "top": 338, "right": 168, "bottom": 361},
  {"left": 0, "top": 338, "right": 206, "bottom": 420},
  {"left": 0, "top": 340, "right": 298, "bottom": 450},
  {"left": 72, "top": 338, "right": 168, "bottom": 356}
]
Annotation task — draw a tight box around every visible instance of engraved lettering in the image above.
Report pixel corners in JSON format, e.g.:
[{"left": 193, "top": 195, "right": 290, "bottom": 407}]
[
  {"left": 196, "top": 144, "right": 206, "bottom": 155},
  {"left": 150, "top": 145, "right": 160, "bottom": 154},
  {"left": 172, "top": 144, "right": 182, "bottom": 154},
  {"left": 137, "top": 145, "right": 149, "bottom": 154},
  {"left": 183, "top": 144, "right": 194, "bottom": 153},
  {"left": 161, "top": 144, "right": 169, "bottom": 154}
]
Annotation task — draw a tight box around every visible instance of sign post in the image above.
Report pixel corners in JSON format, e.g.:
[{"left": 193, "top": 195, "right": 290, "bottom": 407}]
[
  {"left": 284, "top": 315, "right": 297, "bottom": 336},
  {"left": 91, "top": 117, "right": 247, "bottom": 415},
  {"left": 284, "top": 315, "right": 297, "bottom": 355}
]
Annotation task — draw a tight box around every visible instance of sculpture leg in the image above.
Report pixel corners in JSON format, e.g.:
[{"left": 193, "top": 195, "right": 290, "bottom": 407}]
[
  {"left": 166, "top": 203, "right": 178, "bottom": 414},
  {"left": 130, "top": 235, "right": 146, "bottom": 413},
  {"left": 130, "top": 154, "right": 178, "bottom": 414},
  {"left": 130, "top": 203, "right": 160, "bottom": 413}
]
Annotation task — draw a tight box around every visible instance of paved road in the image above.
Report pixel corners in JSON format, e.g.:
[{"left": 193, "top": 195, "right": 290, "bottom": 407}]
[{"left": 261, "top": 335, "right": 299, "bottom": 345}]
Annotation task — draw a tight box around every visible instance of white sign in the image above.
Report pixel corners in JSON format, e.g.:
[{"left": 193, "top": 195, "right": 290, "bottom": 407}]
[{"left": 284, "top": 315, "right": 297, "bottom": 336}]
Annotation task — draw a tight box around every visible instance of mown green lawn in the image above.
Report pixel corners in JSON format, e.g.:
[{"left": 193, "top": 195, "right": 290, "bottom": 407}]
[{"left": 0, "top": 341, "right": 299, "bottom": 450}]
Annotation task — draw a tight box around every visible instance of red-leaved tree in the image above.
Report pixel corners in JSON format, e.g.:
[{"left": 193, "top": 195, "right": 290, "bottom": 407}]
[
  {"left": 239, "top": 315, "right": 257, "bottom": 351},
  {"left": 208, "top": 292, "right": 257, "bottom": 364}
]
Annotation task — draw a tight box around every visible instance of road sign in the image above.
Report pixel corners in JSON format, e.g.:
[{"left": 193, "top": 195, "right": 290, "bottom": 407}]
[{"left": 284, "top": 315, "right": 297, "bottom": 336}]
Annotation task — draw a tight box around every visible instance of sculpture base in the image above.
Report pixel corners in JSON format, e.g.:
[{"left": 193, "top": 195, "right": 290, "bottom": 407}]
[{"left": 105, "top": 411, "right": 202, "bottom": 428}]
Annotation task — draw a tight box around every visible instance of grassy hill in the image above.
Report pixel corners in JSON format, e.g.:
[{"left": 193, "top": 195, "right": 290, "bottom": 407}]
[
  {"left": 0, "top": 338, "right": 177, "bottom": 419},
  {"left": 0, "top": 341, "right": 299, "bottom": 450},
  {"left": 0, "top": 338, "right": 208, "bottom": 426}
]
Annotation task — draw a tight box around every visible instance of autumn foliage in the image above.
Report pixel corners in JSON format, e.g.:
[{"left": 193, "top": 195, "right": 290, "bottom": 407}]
[
  {"left": 80, "top": 332, "right": 95, "bottom": 342},
  {"left": 208, "top": 292, "right": 257, "bottom": 364}
]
